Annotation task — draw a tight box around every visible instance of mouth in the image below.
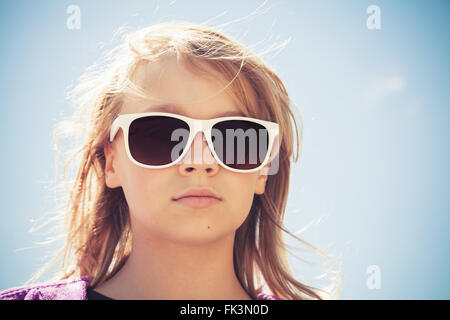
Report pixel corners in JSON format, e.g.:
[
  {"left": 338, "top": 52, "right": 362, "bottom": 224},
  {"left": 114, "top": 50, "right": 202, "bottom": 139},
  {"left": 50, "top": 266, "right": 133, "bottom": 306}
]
[{"left": 173, "top": 196, "right": 221, "bottom": 208}]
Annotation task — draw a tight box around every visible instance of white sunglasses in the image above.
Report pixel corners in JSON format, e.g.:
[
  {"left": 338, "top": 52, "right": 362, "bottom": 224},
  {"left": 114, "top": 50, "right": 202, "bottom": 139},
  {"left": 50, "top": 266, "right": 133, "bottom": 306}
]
[{"left": 110, "top": 112, "right": 279, "bottom": 173}]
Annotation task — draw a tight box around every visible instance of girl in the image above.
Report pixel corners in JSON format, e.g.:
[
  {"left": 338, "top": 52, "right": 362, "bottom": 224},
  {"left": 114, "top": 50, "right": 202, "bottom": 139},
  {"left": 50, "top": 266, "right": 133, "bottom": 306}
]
[{"left": 0, "top": 21, "right": 335, "bottom": 300}]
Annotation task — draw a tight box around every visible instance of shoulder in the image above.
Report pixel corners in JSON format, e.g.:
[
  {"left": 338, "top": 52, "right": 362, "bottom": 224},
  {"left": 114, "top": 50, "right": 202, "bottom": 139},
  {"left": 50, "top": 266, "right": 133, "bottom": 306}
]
[{"left": 0, "top": 276, "right": 91, "bottom": 300}]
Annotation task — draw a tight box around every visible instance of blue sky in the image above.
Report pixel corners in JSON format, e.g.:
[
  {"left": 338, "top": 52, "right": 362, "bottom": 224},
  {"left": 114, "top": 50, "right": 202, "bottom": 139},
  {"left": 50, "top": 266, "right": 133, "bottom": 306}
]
[{"left": 0, "top": 0, "right": 449, "bottom": 299}]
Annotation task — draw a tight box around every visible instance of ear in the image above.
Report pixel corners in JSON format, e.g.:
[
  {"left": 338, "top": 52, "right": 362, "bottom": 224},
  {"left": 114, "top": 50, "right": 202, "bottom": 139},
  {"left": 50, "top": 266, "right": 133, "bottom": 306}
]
[
  {"left": 103, "top": 143, "right": 121, "bottom": 188},
  {"left": 254, "top": 163, "right": 270, "bottom": 195}
]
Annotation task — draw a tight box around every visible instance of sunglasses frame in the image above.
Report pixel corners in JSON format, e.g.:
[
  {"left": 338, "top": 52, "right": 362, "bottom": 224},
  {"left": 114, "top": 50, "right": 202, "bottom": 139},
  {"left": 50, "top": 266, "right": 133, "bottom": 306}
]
[{"left": 109, "top": 112, "right": 280, "bottom": 173}]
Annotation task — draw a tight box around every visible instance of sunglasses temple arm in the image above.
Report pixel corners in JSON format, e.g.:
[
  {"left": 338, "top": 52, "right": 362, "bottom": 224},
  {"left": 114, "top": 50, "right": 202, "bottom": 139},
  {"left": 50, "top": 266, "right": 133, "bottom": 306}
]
[
  {"left": 268, "top": 128, "right": 280, "bottom": 162},
  {"left": 110, "top": 118, "right": 121, "bottom": 142}
]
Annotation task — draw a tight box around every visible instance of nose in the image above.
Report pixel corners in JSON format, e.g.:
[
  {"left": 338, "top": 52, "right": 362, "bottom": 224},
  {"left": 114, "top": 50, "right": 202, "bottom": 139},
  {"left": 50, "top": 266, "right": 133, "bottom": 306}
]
[{"left": 178, "top": 132, "right": 219, "bottom": 174}]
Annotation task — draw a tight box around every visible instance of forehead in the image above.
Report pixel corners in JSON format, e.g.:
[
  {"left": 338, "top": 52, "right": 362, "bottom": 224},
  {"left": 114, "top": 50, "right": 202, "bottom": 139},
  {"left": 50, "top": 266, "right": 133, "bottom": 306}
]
[
  {"left": 124, "top": 55, "right": 250, "bottom": 117},
  {"left": 141, "top": 104, "right": 244, "bottom": 117},
  {"left": 131, "top": 55, "right": 229, "bottom": 101}
]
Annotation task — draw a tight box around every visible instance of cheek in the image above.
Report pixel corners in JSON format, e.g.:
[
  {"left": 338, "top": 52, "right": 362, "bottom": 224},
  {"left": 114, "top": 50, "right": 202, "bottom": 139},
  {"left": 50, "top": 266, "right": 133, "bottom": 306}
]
[
  {"left": 119, "top": 164, "right": 170, "bottom": 216},
  {"left": 225, "top": 174, "right": 259, "bottom": 222},
  {"left": 113, "top": 140, "right": 173, "bottom": 223}
]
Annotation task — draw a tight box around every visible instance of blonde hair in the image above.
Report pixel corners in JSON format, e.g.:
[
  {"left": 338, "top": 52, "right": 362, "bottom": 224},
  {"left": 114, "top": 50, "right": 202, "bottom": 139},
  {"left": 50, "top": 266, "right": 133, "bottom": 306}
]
[{"left": 28, "top": 21, "right": 340, "bottom": 300}]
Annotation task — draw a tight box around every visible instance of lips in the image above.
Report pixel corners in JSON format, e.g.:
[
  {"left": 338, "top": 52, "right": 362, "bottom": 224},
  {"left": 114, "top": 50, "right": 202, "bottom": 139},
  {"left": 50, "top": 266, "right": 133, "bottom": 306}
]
[
  {"left": 175, "top": 196, "right": 220, "bottom": 208},
  {"left": 173, "top": 188, "right": 222, "bottom": 208},
  {"left": 173, "top": 188, "right": 221, "bottom": 201}
]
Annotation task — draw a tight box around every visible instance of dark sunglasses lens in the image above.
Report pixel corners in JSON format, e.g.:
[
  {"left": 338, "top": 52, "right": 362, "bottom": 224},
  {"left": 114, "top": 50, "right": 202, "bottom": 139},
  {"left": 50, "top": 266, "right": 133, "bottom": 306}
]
[
  {"left": 211, "top": 120, "right": 269, "bottom": 170},
  {"left": 129, "top": 116, "right": 190, "bottom": 166}
]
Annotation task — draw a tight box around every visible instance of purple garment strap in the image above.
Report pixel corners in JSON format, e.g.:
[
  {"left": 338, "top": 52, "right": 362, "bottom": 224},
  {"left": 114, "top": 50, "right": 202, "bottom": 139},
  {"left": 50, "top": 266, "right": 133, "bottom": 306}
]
[{"left": 256, "top": 291, "right": 284, "bottom": 300}]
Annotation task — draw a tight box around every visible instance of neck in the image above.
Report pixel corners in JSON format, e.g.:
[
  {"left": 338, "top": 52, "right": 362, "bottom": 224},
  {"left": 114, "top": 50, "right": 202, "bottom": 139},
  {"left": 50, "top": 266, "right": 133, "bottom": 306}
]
[{"left": 95, "top": 227, "right": 252, "bottom": 300}]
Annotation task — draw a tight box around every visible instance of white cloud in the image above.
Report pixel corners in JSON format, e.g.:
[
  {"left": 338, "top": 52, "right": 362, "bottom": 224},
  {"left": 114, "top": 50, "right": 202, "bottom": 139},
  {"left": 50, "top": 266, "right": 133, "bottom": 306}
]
[{"left": 363, "top": 76, "right": 407, "bottom": 104}]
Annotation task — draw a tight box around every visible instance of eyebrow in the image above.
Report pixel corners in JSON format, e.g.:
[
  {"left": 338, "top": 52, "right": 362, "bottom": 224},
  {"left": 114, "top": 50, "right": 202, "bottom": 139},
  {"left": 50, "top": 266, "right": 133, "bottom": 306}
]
[{"left": 142, "top": 104, "right": 245, "bottom": 117}]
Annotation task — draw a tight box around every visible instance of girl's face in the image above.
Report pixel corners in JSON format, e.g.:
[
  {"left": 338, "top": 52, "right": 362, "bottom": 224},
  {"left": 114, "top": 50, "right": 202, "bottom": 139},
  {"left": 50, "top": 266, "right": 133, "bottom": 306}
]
[{"left": 104, "top": 56, "right": 270, "bottom": 245}]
